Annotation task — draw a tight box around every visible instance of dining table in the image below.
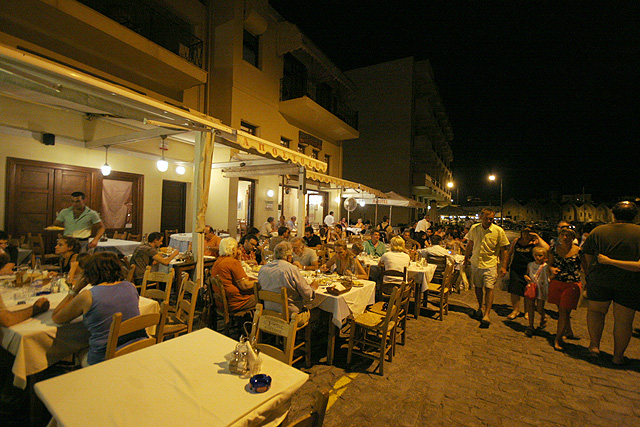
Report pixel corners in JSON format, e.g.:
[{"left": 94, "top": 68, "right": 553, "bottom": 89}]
[
  {"left": 35, "top": 328, "right": 309, "bottom": 427},
  {"left": 95, "top": 238, "right": 141, "bottom": 257},
  {"left": 0, "top": 284, "right": 159, "bottom": 389},
  {"left": 170, "top": 232, "right": 231, "bottom": 252},
  {"left": 303, "top": 273, "right": 376, "bottom": 365}
]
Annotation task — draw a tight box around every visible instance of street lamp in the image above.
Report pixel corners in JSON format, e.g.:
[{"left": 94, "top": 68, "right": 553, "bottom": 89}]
[
  {"left": 488, "top": 174, "right": 503, "bottom": 226},
  {"left": 447, "top": 181, "right": 459, "bottom": 205}
]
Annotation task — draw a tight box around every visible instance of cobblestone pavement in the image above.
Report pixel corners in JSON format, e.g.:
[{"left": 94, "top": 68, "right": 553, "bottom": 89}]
[{"left": 287, "top": 288, "right": 640, "bottom": 426}]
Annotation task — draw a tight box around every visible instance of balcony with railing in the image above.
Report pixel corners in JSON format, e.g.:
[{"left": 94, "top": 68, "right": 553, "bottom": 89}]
[
  {"left": 279, "top": 73, "right": 359, "bottom": 141},
  {"left": 0, "top": 0, "right": 207, "bottom": 100}
]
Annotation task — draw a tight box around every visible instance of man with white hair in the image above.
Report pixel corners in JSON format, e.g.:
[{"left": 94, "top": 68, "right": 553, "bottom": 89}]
[
  {"left": 291, "top": 237, "right": 319, "bottom": 271},
  {"left": 258, "top": 241, "right": 318, "bottom": 324},
  {"left": 210, "top": 237, "right": 256, "bottom": 312}
]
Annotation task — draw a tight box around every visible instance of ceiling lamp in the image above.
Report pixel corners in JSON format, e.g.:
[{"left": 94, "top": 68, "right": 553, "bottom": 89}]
[
  {"left": 157, "top": 136, "right": 168, "bottom": 172},
  {"left": 175, "top": 164, "right": 186, "bottom": 175},
  {"left": 101, "top": 146, "right": 111, "bottom": 176}
]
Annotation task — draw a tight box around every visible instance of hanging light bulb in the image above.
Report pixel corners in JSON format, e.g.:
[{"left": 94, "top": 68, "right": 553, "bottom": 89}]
[
  {"left": 175, "top": 164, "right": 186, "bottom": 175},
  {"left": 101, "top": 146, "right": 111, "bottom": 176},
  {"left": 358, "top": 199, "right": 365, "bottom": 207},
  {"left": 157, "top": 136, "right": 168, "bottom": 172}
]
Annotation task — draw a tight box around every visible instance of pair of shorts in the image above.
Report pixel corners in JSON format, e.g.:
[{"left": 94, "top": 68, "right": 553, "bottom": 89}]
[
  {"left": 548, "top": 279, "right": 581, "bottom": 310},
  {"left": 587, "top": 283, "right": 640, "bottom": 312},
  {"left": 470, "top": 264, "right": 498, "bottom": 289}
]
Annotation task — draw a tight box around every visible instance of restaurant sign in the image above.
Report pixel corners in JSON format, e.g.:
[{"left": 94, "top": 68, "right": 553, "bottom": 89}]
[{"left": 299, "top": 131, "right": 323, "bottom": 150}]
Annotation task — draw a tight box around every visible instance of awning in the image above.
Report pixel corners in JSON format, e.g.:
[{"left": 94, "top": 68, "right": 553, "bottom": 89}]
[
  {"left": 306, "top": 170, "right": 386, "bottom": 199},
  {"left": 377, "top": 191, "right": 427, "bottom": 209},
  {"left": 0, "top": 43, "right": 326, "bottom": 172}
]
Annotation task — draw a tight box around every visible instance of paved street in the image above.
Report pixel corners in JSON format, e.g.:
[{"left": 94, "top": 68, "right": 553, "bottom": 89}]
[{"left": 288, "top": 287, "right": 640, "bottom": 426}]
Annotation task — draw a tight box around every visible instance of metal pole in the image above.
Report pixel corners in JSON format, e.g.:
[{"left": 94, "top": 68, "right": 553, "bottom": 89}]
[{"left": 500, "top": 179, "right": 503, "bottom": 227}]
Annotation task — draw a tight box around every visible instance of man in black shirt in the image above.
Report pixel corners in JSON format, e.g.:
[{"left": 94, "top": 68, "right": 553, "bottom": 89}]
[{"left": 303, "top": 226, "right": 321, "bottom": 248}]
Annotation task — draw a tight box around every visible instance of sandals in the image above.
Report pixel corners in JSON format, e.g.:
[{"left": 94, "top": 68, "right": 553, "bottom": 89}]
[{"left": 506, "top": 312, "right": 520, "bottom": 320}]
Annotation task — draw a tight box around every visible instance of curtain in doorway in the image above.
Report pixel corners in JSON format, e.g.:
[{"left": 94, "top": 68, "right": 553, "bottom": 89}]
[{"left": 101, "top": 180, "right": 132, "bottom": 229}]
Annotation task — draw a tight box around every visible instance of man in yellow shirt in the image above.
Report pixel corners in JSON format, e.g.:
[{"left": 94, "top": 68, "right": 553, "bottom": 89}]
[{"left": 463, "top": 208, "right": 510, "bottom": 327}]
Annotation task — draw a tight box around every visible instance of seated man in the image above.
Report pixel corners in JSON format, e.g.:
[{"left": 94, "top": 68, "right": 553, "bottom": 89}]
[
  {"left": 129, "top": 232, "right": 179, "bottom": 285},
  {"left": 303, "top": 226, "right": 321, "bottom": 248},
  {"left": 261, "top": 217, "right": 276, "bottom": 238},
  {"left": 286, "top": 216, "right": 297, "bottom": 230},
  {"left": 402, "top": 228, "right": 421, "bottom": 251},
  {"left": 269, "top": 226, "right": 291, "bottom": 251},
  {"left": 0, "top": 294, "right": 49, "bottom": 327},
  {"left": 258, "top": 241, "right": 318, "bottom": 325},
  {"left": 363, "top": 230, "right": 386, "bottom": 257},
  {"left": 422, "top": 234, "right": 454, "bottom": 265},
  {"left": 204, "top": 225, "right": 221, "bottom": 256},
  {"left": 291, "top": 237, "right": 319, "bottom": 271},
  {"left": 238, "top": 234, "right": 259, "bottom": 265},
  {"left": 210, "top": 237, "right": 256, "bottom": 312},
  {"left": 0, "top": 231, "right": 18, "bottom": 275}
]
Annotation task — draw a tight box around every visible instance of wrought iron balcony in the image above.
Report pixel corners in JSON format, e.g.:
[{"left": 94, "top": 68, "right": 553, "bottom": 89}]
[
  {"left": 77, "top": 0, "right": 203, "bottom": 68},
  {"left": 280, "top": 73, "right": 358, "bottom": 130}
]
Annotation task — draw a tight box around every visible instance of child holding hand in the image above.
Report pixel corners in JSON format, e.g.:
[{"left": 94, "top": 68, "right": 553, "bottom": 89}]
[{"left": 523, "top": 247, "right": 550, "bottom": 337}]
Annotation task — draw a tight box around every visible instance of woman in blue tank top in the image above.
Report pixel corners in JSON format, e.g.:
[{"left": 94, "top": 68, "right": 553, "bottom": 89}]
[{"left": 52, "top": 252, "right": 144, "bottom": 365}]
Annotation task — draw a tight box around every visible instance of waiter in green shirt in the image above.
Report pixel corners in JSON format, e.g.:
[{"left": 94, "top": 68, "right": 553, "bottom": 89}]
[{"left": 52, "top": 191, "right": 105, "bottom": 251}]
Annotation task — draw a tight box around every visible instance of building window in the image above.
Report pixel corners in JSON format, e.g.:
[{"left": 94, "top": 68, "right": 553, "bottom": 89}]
[
  {"left": 243, "top": 30, "right": 260, "bottom": 68},
  {"left": 280, "top": 137, "right": 291, "bottom": 148},
  {"left": 311, "top": 150, "right": 319, "bottom": 160},
  {"left": 297, "top": 144, "right": 306, "bottom": 154},
  {"left": 324, "top": 154, "right": 330, "bottom": 173},
  {"left": 240, "top": 121, "right": 257, "bottom": 135}
]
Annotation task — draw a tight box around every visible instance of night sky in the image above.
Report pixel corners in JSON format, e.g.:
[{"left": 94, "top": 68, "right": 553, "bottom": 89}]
[{"left": 270, "top": 0, "right": 640, "bottom": 204}]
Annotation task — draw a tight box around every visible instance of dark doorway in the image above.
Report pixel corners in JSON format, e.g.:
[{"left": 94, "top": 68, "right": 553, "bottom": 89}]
[{"left": 161, "top": 180, "right": 186, "bottom": 233}]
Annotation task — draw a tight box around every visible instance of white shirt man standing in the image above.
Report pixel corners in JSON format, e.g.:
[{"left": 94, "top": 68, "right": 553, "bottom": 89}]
[
  {"left": 415, "top": 215, "right": 431, "bottom": 233},
  {"left": 463, "top": 208, "right": 510, "bottom": 327},
  {"left": 324, "top": 211, "right": 335, "bottom": 227}
]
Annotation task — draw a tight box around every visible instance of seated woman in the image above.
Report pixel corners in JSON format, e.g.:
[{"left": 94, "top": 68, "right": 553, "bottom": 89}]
[
  {"left": 354, "top": 218, "right": 365, "bottom": 230},
  {"left": 320, "top": 240, "right": 368, "bottom": 279},
  {"left": 329, "top": 224, "right": 347, "bottom": 242},
  {"left": 55, "top": 236, "right": 81, "bottom": 281},
  {"left": 378, "top": 236, "right": 411, "bottom": 295},
  {"left": 52, "top": 253, "right": 144, "bottom": 365}
]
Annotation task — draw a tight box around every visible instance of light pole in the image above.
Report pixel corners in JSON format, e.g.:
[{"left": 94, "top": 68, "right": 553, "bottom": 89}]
[
  {"left": 488, "top": 174, "right": 503, "bottom": 226},
  {"left": 447, "top": 181, "right": 459, "bottom": 205}
]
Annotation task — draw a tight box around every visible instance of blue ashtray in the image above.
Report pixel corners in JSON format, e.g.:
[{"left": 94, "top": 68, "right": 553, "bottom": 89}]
[{"left": 249, "top": 374, "right": 272, "bottom": 393}]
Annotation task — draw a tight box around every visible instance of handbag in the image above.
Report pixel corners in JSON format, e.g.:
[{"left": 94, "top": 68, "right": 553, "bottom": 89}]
[{"left": 524, "top": 263, "right": 546, "bottom": 299}]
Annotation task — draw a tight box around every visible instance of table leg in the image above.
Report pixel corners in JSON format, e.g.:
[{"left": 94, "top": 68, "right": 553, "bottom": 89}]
[
  {"left": 327, "top": 322, "right": 337, "bottom": 365},
  {"left": 414, "top": 281, "right": 421, "bottom": 319}
]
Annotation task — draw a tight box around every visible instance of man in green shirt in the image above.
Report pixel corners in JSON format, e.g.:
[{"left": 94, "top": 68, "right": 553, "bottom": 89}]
[
  {"left": 53, "top": 191, "right": 105, "bottom": 251},
  {"left": 363, "top": 231, "right": 386, "bottom": 257}
]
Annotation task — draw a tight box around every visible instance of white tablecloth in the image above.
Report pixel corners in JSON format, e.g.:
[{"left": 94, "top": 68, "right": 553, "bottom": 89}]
[
  {"left": 311, "top": 279, "right": 376, "bottom": 328},
  {"left": 96, "top": 239, "right": 140, "bottom": 257},
  {"left": 35, "top": 328, "right": 309, "bottom": 427},
  {"left": 359, "top": 256, "right": 438, "bottom": 292},
  {"left": 0, "top": 288, "right": 158, "bottom": 389},
  {"left": 346, "top": 227, "right": 362, "bottom": 235},
  {"left": 170, "top": 233, "right": 231, "bottom": 252}
]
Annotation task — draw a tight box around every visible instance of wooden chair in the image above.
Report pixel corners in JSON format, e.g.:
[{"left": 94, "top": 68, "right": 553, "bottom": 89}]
[
  {"left": 248, "top": 304, "right": 299, "bottom": 365},
  {"left": 157, "top": 273, "right": 200, "bottom": 342},
  {"left": 424, "top": 263, "right": 455, "bottom": 320},
  {"left": 104, "top": 308, "right": 165, "bottom": 360},
  {"left": 380, "top": 267, "right": 407, "bottom": 300},
  {"left": 140, "top": 266, "right": 175, "bottom": 304},
  {"left": 113, "top": 231, "right": 128, "bottom": 240},
  {"left": 347, "top": 286, "right": 400, "bottom": 375},
  {"left": 368, "top": 279, "right": 413, "bottom": 349},
  {"left": 30, "top": 234, "right": 60, "bottom": 270},
  {"left": 127, "top": 233, "right": 142, "bottom": 242},
  {"left": 286, "top": 388, "right": 330, "bottom": 427},
  {"left": 208, "top": 274, "right": 253, "bottom": 336},
  {"left": 425, "top": 253, "right": 447, "bottom": 284},
  {"left": 164, "top": 229, "right": 178, "bottom": 246},
  {"left": 125, "top": 263, "right": 135, "bottom": 284},
  {"left": 254, "top": 284, "right": 311, "bottom": 367}
]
